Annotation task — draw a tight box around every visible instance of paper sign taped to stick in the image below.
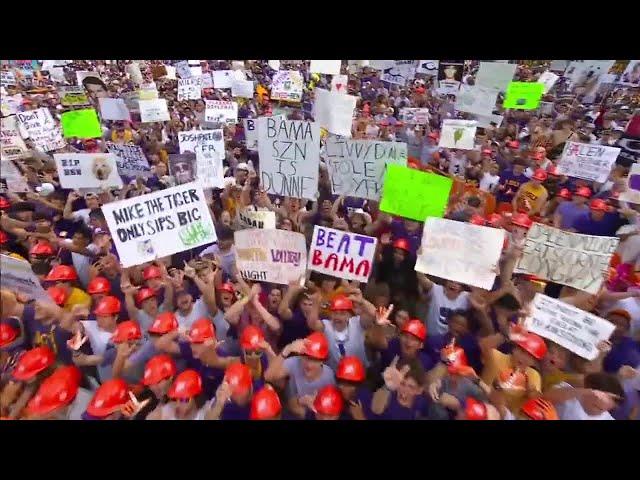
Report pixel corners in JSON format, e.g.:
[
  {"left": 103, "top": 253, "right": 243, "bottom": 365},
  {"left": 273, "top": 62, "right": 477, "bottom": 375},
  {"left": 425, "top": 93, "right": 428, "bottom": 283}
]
[
  {"left": 525, "top": 294, "right": 615, "bottom": 360},
  {"left": 257, "top": 117, "right": 320, "bottom": 200},
  {"left": 98, "top": 98, "right": 130, "bottom": 121},
  {"left": 310, "top": 60, "right": 342, "bottom": 75},
  {"left": 101, "top": 183, "right": 217, "bottom": 268},
  {"left": 234, "top": 229, "right": 307, "bottom": 285},
  {"left": 537, "top": 71, "right": 559, "bottom": 93},
  {"left": 61, "top": 109, "right": 103, "bottom": 139},
  {"left": 1, "top": 116, "right": 29, "bottom": 161},
  {"left": 58, "top": 86, "right": 90, "bottom": 106},
  {"left": 556, "top": 142, "right": 620, "bottom": 183},
  {"left": 415, "top": 218, "right": 504, "bottom": 290},
  {"left": 106, "top": 142, "right": 150, "bottom": 177},
  {"left": 238, "top": 209, "right": 276, "bottom": 230},
  {"left": 205, "top": 100, "right": 238, "bottom": 124},
  {"left": 17, "top": 108, "right": 66, "bottom": 152},
  {"left": 270, "top": 70, "right": 303, "bottom": 102},
  {"left": 619, "top": 162, "right": 640, "bottom": 204},
  {"left": 231, "top": 79, "right": 254, "bottom": 98},
  {"left": 313, "top": 88, "right": 358, "bottom": 137},
  {"left": 454, "top": 85, "right": 498, "bottom": 116},
  {"left": 438, "top": 119, "right": 478, "bottom": 150},
  {"left": 503, "top": 82, "right": 544, "bottom": 110},
  {"left": 0, "top": 160, "right": 30, "bottom": 193},
  {"left": 178, "top": 77, "right": 203, "bottom": 100},
  {"left": 0, "top": 254, "right": 53, "bottom": 303},
  {"left": 139, "top": 99, "right": 170, "bottom": 123},
  {"left": 178, "top": 129, "right": 224, "bottom": 156},
  {"left": 53, "top": 153, "right": 123, "bottom": 190},
  {"left": 380, "top": 165, "right": 453, "bottom": 221},
  {"left": 517, "top": 223, "right": 619, "bottom": 294},
  {"left": 324, "top": 136, "right": 407, "bottom": 200},
  {"left": 475, "top": 62, "right": 517, "bottom": 91},
  {"left": 195, "top": 150, "right": 224, "bottom": 189},
  {"left": 399, "top": 108, "right": 430, "bottom": 124},
  {"left": 308, "top": 225, "right": 377, "bottom": 282}
]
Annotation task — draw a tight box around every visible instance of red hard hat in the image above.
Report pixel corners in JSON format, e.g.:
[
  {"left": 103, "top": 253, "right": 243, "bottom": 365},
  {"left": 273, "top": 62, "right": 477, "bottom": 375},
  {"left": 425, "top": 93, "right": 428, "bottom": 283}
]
[
  {"left": 45, "top": 264, "right": 78, "bottom": 282},
  {"left": 240, "top": 325, "right": 265, "bottom": 350},
  {"left": 575, "top": 186, "right": 592, "bottom": 198},
  {"left": 143, "top": 265, "right": 162, "bottom": 280},
  {"left": 313, "top": 385, "right": 344, "bottom": 416},
  {"left": 486, "top": 213, "right": 503, "bottom": 228},
  {"left": 557, "top": 188, "right": 572, "bottom": 200},
  {"left": 589, "top": 199, "right": 609, "bottom": 212},
  {"left": 224, "top": 362, "right": 253, "bottom": 395},
  {"left": 465, "top": 397, "right": 488, "bottom": 420},
  {"left": 304, "top": 332, "right": 329, "bottom": 360},
  {"left": 51, "top": 365, "right": 82, "bottom": 386},
  {"left": 330, "top": 295, "right": 354, "bottom": 312},
  {"left": 401, "top": 319, "right": 427, "bottom": 342},
  {"left": 93, "top": 296, "right": 121, "bottom": 316},
  {"left": 188, "top": 318, "right": 215, "bottom": 344},
  {"left": 86, "top": 378, "right": 129, "bottom": 418},
  {"left": 217, "top": 282, "right": 236, "bottom": 295},
  {"left": 47, "top": 286, "right": 69, "bottom": 306},
  {"left": 0, "top": 230, "right": 8, "bottom": 245},
  {"left": 111, "top": 320, "right": 142, "bottom": 344},
  {"left": 250, "top": 386, "right": 282, "bottom": 420},
  {"left": 143, "top": 354, "right": 177, "bottom": 386},
  {"left": 392, "top": 238, "right": 411, "bottom": 252},
  {"left": 469, "top": 214, "right": 486, "bottom": 226},
  {"left": 514, "top": 332, "right": 547, "bottom": 360},
  {"left": 134, "top": 287, "right": 156, "bottom": 306},
  {"left": 511, "top": 212, "right": 533, "bottom": 229},
  {"left": 521, "top": 397, "right": 558, "bottom": 420},
  {"left": 12, "top": 346, "right": 56, "bottom": 381},
  {"left": 29, "top": 241, "right": 55, "bottom": 257},
  {"left": 0, "top": 323, "right": 19, "bottom": 347},
  {"left": 87, "top": 276, "right": 111, "bottom": 295},
  {"left": 148, "top": 312, "right": 179, "bottom": 335},
  {"left": 531, "top": 168, "right": 548, "bottom": 181},
  {"left": 168, "top": 369, "right": 203, "bottom": 400},
  {"left": 0, "top": 197, "right": 10, "bottom": 209},
  {"left": 336, "top": 356, "right": 366, "bottom": 383},
  {"left": 25, "top": 368, "right": 80, "bottom": 417}
]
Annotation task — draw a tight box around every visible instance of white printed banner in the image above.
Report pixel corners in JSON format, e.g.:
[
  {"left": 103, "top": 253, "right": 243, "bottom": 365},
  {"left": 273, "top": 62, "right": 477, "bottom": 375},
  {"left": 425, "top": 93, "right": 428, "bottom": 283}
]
[
  {"left": 101, "top": 183, "right": 217, "bottom": 268},
  {"left": 231, "top": 79, "right": 254, "bottom": 98},
  {"left": 16, "top": 108, "right": 66, "bottom": 152},
  {"left": 53, "top": 153, "right": 123, "bottom": 190},
  {"left": 270, "top": 70, "right": 304, "bottom": 102},
  {"left": 438, "top": 119, "right": 478, "bottom": 150},
  {"left": 178, "top": 129, "right": 224, "bottom": 156},
  {"left": 454, "top": 85, "right": 499, "bottom": 116},
  {"left": 525, "top": 294, "right": 615, "bottom": 360},
  {"left": 313, "top": 88, "right": 358, "bottom": 138},
  {"left": 205, "top": 100, "right": 238, "bottom": 124},
  {"left": 0, "top": 255, "right": 52, "bottom": 303},
  {"left": 238, "top": 209, "right": 277, "bottom": 230},
  {"left": 475, "top": 62, "right": 517, "bottom": 91},
  {"left": 1, "top": 116, "right": 29, "bottom": 161},
  {"left": 106, "top": 142, "right": 150, "bottom": 177},
  {"left": 98, "top": 98, "right": 131, "bottom": 121},
  {"left": 308, "top": 225, "right": 377, "bottom": 282},
  {"left": 139, "top": 99, "right": 170, "bottom": 123},
  {"left": 381, "top": 60, "right": 418, "bottom": 85},
  {"left": 415, "top": 218, "right": 504, "bottom": 290},
  {"left": 557, "top": 142, "right": 620, "bottom": 183},
  {"left": 234, "top": 229, "right": 307, "bottom": 285},
  {"left": 310, "top": 60, "right": 342, "bottom": 75},
  {"left": 178, "top": 77, "right": 203, "bottom": 100},
  {"left": 212, "top": 70, "right": 233, "bottom": 89}
]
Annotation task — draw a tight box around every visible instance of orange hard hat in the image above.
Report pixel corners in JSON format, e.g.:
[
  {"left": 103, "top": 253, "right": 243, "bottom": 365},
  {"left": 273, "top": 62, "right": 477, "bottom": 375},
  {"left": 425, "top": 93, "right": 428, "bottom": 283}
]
[
  {"left": 465, "top": 397, "right": 488, "bottom": 420},
  {"left": 469, "top": 214, "right": 486, "bottom": 226},
  {"left": 25, "top": 368, "right": 80, "bottom": 417},
  {"left": 575, "top": 186, "right": 592, "bottom": 198},
  {"left": 188, "top": 318, "right": 215, "bottom": 344},
  {"left": 329, "top": 295, "right": 354, "bottom": 312},
  {"left": 0, "top": 323, "right": 19, "bottom": 347},
  {"left": 134, "top": 287, "right": 156, "bottom": 306},
  {"left": 29, "top": 241, "right": 55, "bottom": 257},
  {"left": 240, "top": 325, "right": 265, "bottom": 350},
  {"left": 224, "top": 362, "right": 253, "bottom": 395},
  {"left": 531, "top": 168, "right": 548, "bottom": 181},
  {"left": 392, "top": 238, "right": 411, "bottom": 252},
  {"left": 142, "top": 265, "right": 162, "bottom": 280},
  {"left": 168, "top": 369, "right": 202, "bottom": 400},
  {"left": 520, "top": 397, "right": 559, "bottom": 420},
  {"left": 47, "top": 286, "right": 69, "bottom": 306},
  {"left": 589, "top": 199, "right": 609, "bottom": 212},
  {"left": 45, "top": 265, "right": 78, "bottom": 282},
  {"left": 143, "top": 354, "right": 177, "bottom": 386},
  {"left": 511, "top": 212, "right": 533, "bottom": 229},
  {"left": 557, "top": 188, "right": 572, "bottom": 200},
  {"left": 313, "top": 385, "right": 344, "bottom": 417},
  {"left": 304, "top": 332, "right": 329, "bottom": 361},
  {"left": 514, "top": 332, "right": 547, "bottom": 360}
]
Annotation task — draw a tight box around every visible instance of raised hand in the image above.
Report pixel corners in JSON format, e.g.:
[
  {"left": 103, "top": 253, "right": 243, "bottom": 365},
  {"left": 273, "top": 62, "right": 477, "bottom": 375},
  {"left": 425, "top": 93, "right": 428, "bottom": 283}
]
[
  {"left": 121, "top": 391, "right": 151, "bottom": 418},
  {"left": 183, "top": 261, "right": 196, "bottom": 279},
  {"left": 375, "top": 304, "right": 394, "bottom": 326},
  {"left": 215, "top": 381, "right": 232, "bottom": 405},
  {"left": 66, "top": 330, "right": 89, "bottom": 351},
  {"left": 382, "top": 356, "right": 410, "bottom": 392}
]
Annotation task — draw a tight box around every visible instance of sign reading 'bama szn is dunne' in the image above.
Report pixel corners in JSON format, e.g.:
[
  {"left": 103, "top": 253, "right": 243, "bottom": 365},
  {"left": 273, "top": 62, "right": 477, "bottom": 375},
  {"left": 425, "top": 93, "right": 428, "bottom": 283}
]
[{"left": 308, "top": 226, "right": 377, "bottom": 282}]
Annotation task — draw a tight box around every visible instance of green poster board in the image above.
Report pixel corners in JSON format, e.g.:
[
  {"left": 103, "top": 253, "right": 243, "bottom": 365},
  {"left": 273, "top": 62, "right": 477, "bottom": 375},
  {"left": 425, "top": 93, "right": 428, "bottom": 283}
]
[
  {"left": 503, "top": 82, "right": 544, "bottom": 110},
  {"left": 61, "top": 108, "right": 102, "bottom": 139}
]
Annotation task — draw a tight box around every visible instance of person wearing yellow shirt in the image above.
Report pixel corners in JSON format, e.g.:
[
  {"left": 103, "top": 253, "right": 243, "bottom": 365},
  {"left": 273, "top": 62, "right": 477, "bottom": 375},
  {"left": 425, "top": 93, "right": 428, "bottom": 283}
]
[
  {"left": 44, "top": 265, "right": 91, "bottom": 312},
  {"left": 512, "top": 168, "right": 549, "bottom": 216}
]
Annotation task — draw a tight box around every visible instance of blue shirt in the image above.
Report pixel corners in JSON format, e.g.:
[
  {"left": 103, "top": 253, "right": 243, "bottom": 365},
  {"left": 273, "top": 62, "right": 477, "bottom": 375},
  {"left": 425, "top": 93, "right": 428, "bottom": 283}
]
[
  {"left": 572, "top": 212, "right": 623, "bottom": 237},
  {"left": 380, "top": 391, "right": 430, "bottom": 420},
  {"left": 380, "top": 337, "right": 434, "bottom": 374},
  {"left": 603, "top": 337, "right": 640, "bottom": 373},
  {"left": 556, "top": 201, "right": 589, "bottom": 230},
  {"left": 424, "top": 333, "right": 483, "bottom": 374}
]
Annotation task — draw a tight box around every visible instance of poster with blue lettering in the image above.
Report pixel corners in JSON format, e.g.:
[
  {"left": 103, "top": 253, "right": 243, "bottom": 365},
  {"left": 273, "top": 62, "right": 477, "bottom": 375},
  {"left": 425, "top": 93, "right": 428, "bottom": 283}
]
[
  {"left": 308, "top": 226, "right": 377, "bottom": 283},
  {"left": 257, "top": 117, "right": 320, "bottom": 200}
]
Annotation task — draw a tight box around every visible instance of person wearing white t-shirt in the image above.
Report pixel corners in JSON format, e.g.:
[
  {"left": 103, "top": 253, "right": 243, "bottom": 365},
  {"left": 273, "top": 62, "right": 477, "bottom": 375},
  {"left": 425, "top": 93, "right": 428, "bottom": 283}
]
[
  {"left": 448, "top": 150, "right": 468, "bottom": 177},
  {"left": 479, "top": 163, "right": 501, "bottom": 193},
  {"left": 63, "top": 191, "right": 101, "bottom": 227},
  {"left": 545, "top": 374, "right": 625, "bottom": 420},
  {"left": 417, "top": 273, "right": 471, "bottom": 336},
  {"left": 174, "top": 263, "right": 223, "bottom": 330}
]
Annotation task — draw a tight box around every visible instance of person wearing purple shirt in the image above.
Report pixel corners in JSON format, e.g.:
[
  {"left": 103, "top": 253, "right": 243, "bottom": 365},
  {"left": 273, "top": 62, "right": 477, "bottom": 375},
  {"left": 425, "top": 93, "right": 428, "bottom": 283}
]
[
  {"left": 371, "top": 357, "right": 430, "bottom": 420},
  {"left": 495, "top": 162, "right": 529, "bottom": 205},
  {"left": 602, "top": 310, "right": 640, "bottom": 375},
  {"left": 276, "top": 286, "right": 315, "bottom": 350},
  {"left": 379, "top": 336, "right": 434, "bottom": 374},
  {"left": 21, "top": 301, "right": 75, "bottom": 365},
  {"left": 572, "top": 200, "right": 625, "bottom": 237}
]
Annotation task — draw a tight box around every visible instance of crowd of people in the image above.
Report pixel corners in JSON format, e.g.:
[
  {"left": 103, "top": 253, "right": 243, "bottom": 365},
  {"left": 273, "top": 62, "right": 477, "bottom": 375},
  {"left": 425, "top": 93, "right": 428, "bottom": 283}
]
[{"left": 1, "top": 59, "right": 639, "bottom": 421}]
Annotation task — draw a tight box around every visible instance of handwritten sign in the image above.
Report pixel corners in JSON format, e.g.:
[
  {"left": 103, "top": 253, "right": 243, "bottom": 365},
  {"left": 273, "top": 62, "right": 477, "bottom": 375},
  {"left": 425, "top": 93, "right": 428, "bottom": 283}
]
[
  {"left": 308, "top": 226, "right": 377, "bottom": 283},
  {"left": 234, "top": 229, "right": 307, "bottom": 285},
  {"left": 399, "top": 108, "right": 430, "bottom": 124},
  {"left": 205, "top": 100, "right": 238, "bottom": 124},
  {"left": 98, "top": 98, "right": 130, "bottom": 121},
  {"left": 438, "top": 119, "right": 478, "bottom": 150},
  {"left": 0, "top": 70, "right": 16, "bottom": 86},
  {"left": 331, "top": 74, "right": 348, "bottom": 93},
  {"left": 17, "top": 108, "right": 65, "bottom": 152},
  {"left": 60, "top": 109, "right": 103, "bottom": 139},
  {"left": 178, "top": 77, "right": 203, "bottom": 100},
  {"left": 0, "top": 255, "right": 52, "bottom": 303},
  {"left": 101, "top": 183, "right": 217, "bottom": 268},
  {"left": 415, "top": 218, "right": 504, "bottom": 289},
  {"left": 231, "top": 79, "right": 254, "bottom": 98},
  {"left": 310, "top": 60, "right": 342, "bottom": 75},
  {"left": 325, "top": 136, "right": 407, "bottom": 200},
  {"left": 1, "top": 116, "right": 28, "bottom": 161},
  {"left": 503, "top": 82, "right": 544, "bottom": 110},
  {"left": 243, "top": 118, "right": 259, "bottom": 150},
  {"left": 381, "top": 60, "right": 417, "bottom": 86},
  {"left": 619, "top": 162, "right": 640, "bottom": 204},
  {"left": 257, "top": 117, "right": 320, "bottom": 200},
  {"left": 270, "top": 70, "right": 303, "bottom": 102},
  {"left": 380, "top": 165, "right": 453, "bottom": 221},
  {"left": 313, "top": 88, "right": 358, "bottom": 138},
  {"left": 195, "top": 150, "right": 224, "bottom": 189},
  {"left": 53, "top": 153, "right": 123, "bottom": 190},
  {"left": 517, "top": 223, "right": 619, "bottom": 294},
  {"left": 1, "top": 93, "right": 23, "bottom": 116},
  {"left": 212, "top": 70, "right": 233, "bottom": 89},
  {"left": 417, "top": 60, "right": 439, "bottom": 76},
  {"left": 58, "top": 86, "right": 90, "bottom": 106},
  {"left": 238, "top": 209, "right": 276, "bottom": 230},
  {"left": 537, "top": 71, "right": 559, "bottom": 93},
  {"left": 475, "top": 62, "right": 517, "bottom": 91},
  {"left": 139, "top": 99, "right": 170, "bottom": 123},
  {"left": 105, "top": 142, "right": 150, "bottom": 177},
  {"left": 178, "top": 129, "right": 224, "bottom": 155},
  {"left": 199, "top": 73, "right": 213, "bottom": 89},
  {"left": 454, "top": 85, "right": 498, "bottom": 116},
  {"left": 525, "top": 294, "right": 615, "bottom": 360},
  {"left": 174, "top": 61, "right": 191, "bottom": 78},
  {"left": 557, "top": 142, "right": 620, "bottom": 183}
]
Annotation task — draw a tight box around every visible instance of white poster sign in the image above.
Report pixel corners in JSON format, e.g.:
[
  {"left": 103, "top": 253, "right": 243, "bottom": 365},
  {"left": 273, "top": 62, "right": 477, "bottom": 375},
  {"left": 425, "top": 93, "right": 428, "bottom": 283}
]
[
  {"left": 310, "top": 60, "right": 342, "bottom": 75},
  {"left": 537, "top": 71, "right": 559, "bottom": 94},
  {"left": 313, "top": 88, "right": 358, "bottom": 138},
  {"left": 178, "top": 129, "right": 225, "bottom": 156},
  {"left": 238, "top": 209, "right": 277, "bottom": 230},
  {"left": 381, "top": 60, "right": 418, "bottom": 85},
  {"left": 0, "top": 255, "right": 52, "bottom": 303},
  {"left": 416, "top": 60, "right": 439, "bottom": 76},
  {"left": 139, "top": 99, "right": 170, "bottom": 123},
  {"left": 619, "top": 162, "right": 640, "bottom": 204},
  {"left": 199, "top": 73, "right": 213, "bottom": 89},
  {"left": 331, "top": 74, "right": 349, "bottom": 93},
  {"left": 205, "top": 100, "right": 238, "bottom": 124},
  {"left": 368, "top": 60, "right": 394, "bottom": 70},
  {"left": 106, "top": 142, "right": 150, "bottom": 178},
  {"left": 399, "top": 108, "right": 430, "bottom": 125},
  {"left": 98, "top": 98, "right": 131, "bottom": 121},
  {"left": 1, "top": 70, "right": 17, "bottom": 86},
  {"left": 1, "top": 116, "right": 29, "bottom": 161},
  {"left": 231, "top": 79, "right": 254, "bottom": 98},
  {"left": 53, "top": 153, "right": 123, "bottom": 190},
  {"left": 76, "top": 71, "right": 101, "bottom": 87},
  {"left": 195, "top": 150, "right": 224, "bottom": 189},
  {"left": 0, "top": 160, "right": 30, "bottom": 193},
  {"left": 438, "top": 119, "right": 478, "bottom": 150},
  {"left": 468, "top": 113, "right": 504, "bottom": 129},
  {"left": 557, "top": 142, "right": 620, "bottom": 183},
  {"left": 17, "top": 108, "right": 66, "bottom": 152},
  {"left": 475, "top": 62, "right": 517, "bottom": 91},
  {"left": 212, "top": 70, "right": 233, "bottom": 89},
  {"left": 454, "top": 85, "right": 498, "bottom": 116},
  {"left": 1, "top": 93, "right": 23, "bottom": 116},
  {"left": 174, "top": 61, "right": 191, "bottom": 79},
  {"left": 178, "top": 77, "right": 203, "bottom": 100},
  {"left": 415, "top": 218, "right": 504, "bottom": 290},
  {"left": 101, "top": 183, "right": 217, "bottom": 268},
  {"left": 267, "top": 60, "right": 280, "bottom": 71},
  {"left": 270, "top": 70, "right": 304, "bottom": 102},
  {"left": 243, "top": 118, "right": 259, "bottom": 150}
]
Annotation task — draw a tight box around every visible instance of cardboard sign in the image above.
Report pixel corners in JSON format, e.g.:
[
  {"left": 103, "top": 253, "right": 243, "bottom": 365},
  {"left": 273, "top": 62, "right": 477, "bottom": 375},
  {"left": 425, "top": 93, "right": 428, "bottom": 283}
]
[
  {"left": 17, "top": 108, "right": 65, "bottom": 152},
  {"left": 310, "top": 60, "right": 342, "bottom": 75},
  {"left": 178, "top": 77, "right": 203, "bottom": 100},
  {"left": 231, "top": 79, "right": 254, "bottom": 98},
  {"left": 0, "top": 160, "right": 30, "bottom": 193},
  {"left": 517, "top": 223, "right": 619, "bottom": 294},
  {"left": 380, "top": 165, "right": 453, "bottom": 221},
  {"left": 243, "top": 118, "right": 259, "bottom": 150},
  {"left": 178, "top": 129, "right": 225, "bottom": 156},
  {"left": 53, "top": 153, "right": 123, "bottom": 189},
  {"left": 503, "top": 82, "right": 544, "bottom": 110},
  {"left": 257, "top": 117, "right": 320, "bottom": 200},
  {"left": 169, "top": 154, "right": 197, "bottom": 185},
  {"left": 437, "top": 60, "right": 464, "bottom": 93},
  {"left": 525, "top": 294, "right": 615, "bottom": 361},
  {"left": 106, "top": 142, "right": 150, "bottom": 177},
  {"left": 205, "top": 100, "right": 238, "bottom": 124},
  {"left": 556, "top": 142, "right": 620, "bottom": 183},
  {"left": 438, "top": 119, "right": 478, "bottom": 150},
  {"left": 619, "top": 162, "right": 640, "bottom": 204},
  {"left": 415, "top": 218, "right": 504, "bottom": 290},
  {"left": 331, "top": 74, "right": 348, "bottom": 93},
  {"left": 174, "top": 61, "right": 192, "bottom": 78},
  {"left": 308, "top": 225, "right": 377, "bottom": 283},
  {"left": 454, "top": 85, "right": 498, "bottom": 116},
  {"left": 58, "top": 86, "right": 90, "bottom": 106},
  {"left": 195, "top": 150, "right": 224, "bottom": 189},
  {"left": 417, "top": 60, "right": 439, "bottom": 76},
  {"left": 60, "top": 109, "right": 102, "bottom": 139},
  {"left": 101, "top": 182, "right": 217, "bottom": 268},
  {"left": 234, "top": 229, "right": 307, "bottom": 285},
  {"left": 238, "top": 209, "right": 276, "bottom": 230},
  {"left": 381, "top": 60, "right": 417, "bottom": 85},
  {"left": 313, "top": 88, "right": 358, "bottom": 138},
  {"left": 270, "top": 70, "right": 304, "bottom": 102},
  {"left": 1, "top": 116, "right": 28, "bottom": 161},
  {"left": 399, "top": 108, "right": 430, "bottom": 124},
  {"left": 475, "top": 62, "right": 517, "bottom": 91},
  {"left": 324, "top": 136, "right": 407, "bottom": 200},
  {"left": 537, "top": 71, "right": 559, "bottom": 93},
  {"left": 139, "top": 99, "right": 170, "bottom": 123},
  {"left": 98, "top": 98, "right": 130, "bottom": 121},
  {"left": 0, "top": 254, "right": 52, "bottom": 303}
]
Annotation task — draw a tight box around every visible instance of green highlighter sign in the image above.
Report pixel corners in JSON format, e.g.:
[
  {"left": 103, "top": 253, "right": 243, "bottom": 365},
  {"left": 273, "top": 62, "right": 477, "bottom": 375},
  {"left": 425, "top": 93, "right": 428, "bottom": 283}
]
[
  {"left": 380, "top": 164, "right": 453, "bottom": 222},
  {"left": 61, "top": 108, "right": 103, "bottom": 139},
  {"left": 503, "top": 82, "right": 544, "bottom": 110}
]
